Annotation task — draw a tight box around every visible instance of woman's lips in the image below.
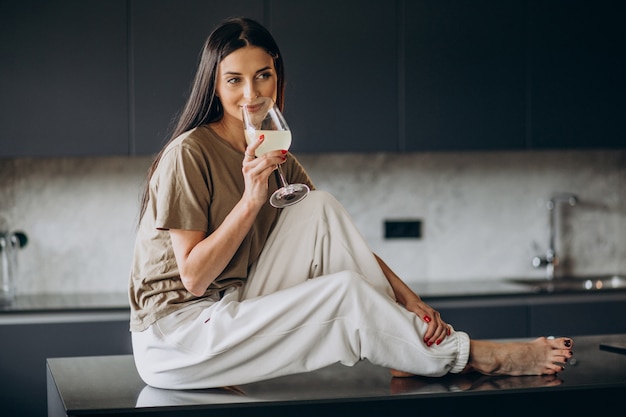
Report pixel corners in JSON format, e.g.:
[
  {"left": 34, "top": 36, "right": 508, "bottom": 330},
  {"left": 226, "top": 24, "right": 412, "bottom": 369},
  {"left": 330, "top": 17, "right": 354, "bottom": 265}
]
[{"left": 243, "top": 103, "right": 262, "bottom": 113}]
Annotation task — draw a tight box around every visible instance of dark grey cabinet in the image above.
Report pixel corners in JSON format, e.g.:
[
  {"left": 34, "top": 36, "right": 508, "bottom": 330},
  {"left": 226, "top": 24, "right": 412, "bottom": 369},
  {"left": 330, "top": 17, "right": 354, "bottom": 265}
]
[
  {"left": 428, "top": 292, "right": 626, "bottom": 340},
  {"left": 528, "top": 0, "right": 626, "bottom": 150},
  {"left": 431, "top": 298, "right": 528, "bottom": 339},
  {"left": 0, "top": 315, "right": 131, "bottom": 417},
  {"left": 0, "top": 0, "right": 129, "bottom": 157},
  {"left": 404, "top": 0, "right": 527, "bottom": 152},
  {"left": 269, "top": 0, "right": 399, "bottom": 153},
  {"left": 131, "top": 0, "right": 265, "bottom": 154},
  {"left": 528, "top": 293, "right": 626, "bottom": 337},
  {"left": 2, "top": 1, "right": 624, "bottom": 157}
]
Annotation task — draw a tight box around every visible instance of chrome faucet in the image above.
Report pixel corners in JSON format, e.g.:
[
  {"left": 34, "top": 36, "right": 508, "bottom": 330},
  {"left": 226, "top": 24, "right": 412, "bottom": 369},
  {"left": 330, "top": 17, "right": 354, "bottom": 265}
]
[{"left": 532, "top": 193, "right": 578, "bottom": 280}]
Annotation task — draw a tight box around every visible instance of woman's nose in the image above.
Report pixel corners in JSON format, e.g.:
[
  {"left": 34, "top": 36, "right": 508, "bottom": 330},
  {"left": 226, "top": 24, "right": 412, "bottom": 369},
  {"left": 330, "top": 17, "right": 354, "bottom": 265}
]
[{"left": 243, "top": 82, "right": 259, "bottom": 100}]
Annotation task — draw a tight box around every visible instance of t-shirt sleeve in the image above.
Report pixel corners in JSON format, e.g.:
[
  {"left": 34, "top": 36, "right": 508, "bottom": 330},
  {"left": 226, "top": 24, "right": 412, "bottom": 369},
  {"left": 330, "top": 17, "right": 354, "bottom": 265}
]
[{"left": 152, "top": 143, "right": 211, "bottom": 231}]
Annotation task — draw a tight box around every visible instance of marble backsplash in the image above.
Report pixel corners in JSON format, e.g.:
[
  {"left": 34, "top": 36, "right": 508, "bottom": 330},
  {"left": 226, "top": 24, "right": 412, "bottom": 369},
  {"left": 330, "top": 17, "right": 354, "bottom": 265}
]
[{"left": 0, "top": 149, "right": 624, "bottom": 295}]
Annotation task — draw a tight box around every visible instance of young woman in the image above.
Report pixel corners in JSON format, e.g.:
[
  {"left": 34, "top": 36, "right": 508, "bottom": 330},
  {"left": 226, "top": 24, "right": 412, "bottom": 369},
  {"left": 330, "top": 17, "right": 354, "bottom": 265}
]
[{"left": 129, "top": 17, "right": 573, "bottom": 389}]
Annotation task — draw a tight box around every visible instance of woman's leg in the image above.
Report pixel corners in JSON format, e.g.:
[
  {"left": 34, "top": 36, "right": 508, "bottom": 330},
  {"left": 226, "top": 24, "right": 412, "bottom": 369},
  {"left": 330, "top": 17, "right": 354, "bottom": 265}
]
[
  {"left": 242, "top": 190, "right": 394, "bottom": 299},
  {"left": 133, "top": 269, "right": 469, "bottom": 389},
  {"left": 252, "top": 192, "right": 574, "bottom": 378}
]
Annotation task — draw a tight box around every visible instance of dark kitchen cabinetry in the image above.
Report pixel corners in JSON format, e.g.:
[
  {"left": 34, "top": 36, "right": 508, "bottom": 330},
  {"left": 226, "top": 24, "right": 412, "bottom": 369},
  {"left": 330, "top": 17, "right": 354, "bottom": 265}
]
[
  {"left": 428, "top": 292, "right": 626, "bottom": 340},
  {"left": 0, "top": 0, "right": 129, "bottom": 157},
  {"left": 0, "top": 314, "right": 132, "bottom": 417},
  {"left": 1, "top": 1, "right": 624, "bottom": 157},
  {"left": 131, "top": 0, "right": 265, "bottom": 154},
  {"left": 528, "top": 0, "right": 626, "bottom": 150},
  {"left": 528, "top": 293, "right": 626, "bottom": 337},
  {"left": 269, "top": 0, "right": 398, "bottom": 153},
  {"left": 429, "top": 298, "right": 528, "bottom": 339},
  {"left": 403, "top": 0, "right": 527, "bottom": 152}
]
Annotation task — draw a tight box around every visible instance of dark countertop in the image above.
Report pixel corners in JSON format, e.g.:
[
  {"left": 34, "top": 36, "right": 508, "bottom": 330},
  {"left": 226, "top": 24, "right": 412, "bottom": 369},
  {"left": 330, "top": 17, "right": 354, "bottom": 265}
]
[
  {"left": 2, "top": 281, "right": 522, "bottom": 315},
  {"left": 0, "top": 293, "right": 131, "bottom": 325},
  {"left": 2, "top": 277, "right": 624, "bottom": 315},
  {"left": 47, "top": 333, "right": 626, "bottom": 416},
  {"left": 0, "top": 292, "right": 130, "bottom": 314}
]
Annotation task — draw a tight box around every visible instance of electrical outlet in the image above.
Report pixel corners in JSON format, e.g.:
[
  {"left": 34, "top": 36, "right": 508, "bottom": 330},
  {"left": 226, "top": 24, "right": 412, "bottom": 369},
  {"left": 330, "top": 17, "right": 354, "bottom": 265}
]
[{"left": 384, "top": 219, "right": 422, "bottom": 239}]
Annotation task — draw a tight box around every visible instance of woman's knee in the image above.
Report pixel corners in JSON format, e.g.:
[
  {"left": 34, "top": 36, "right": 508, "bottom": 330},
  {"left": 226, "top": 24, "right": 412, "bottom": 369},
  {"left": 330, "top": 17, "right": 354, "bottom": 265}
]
[
  {"left": 324, "top": 270, "right": 370, "bottom": 295},
  {"left": 302, "top": 190, "right": 340, "bottom": 209}
]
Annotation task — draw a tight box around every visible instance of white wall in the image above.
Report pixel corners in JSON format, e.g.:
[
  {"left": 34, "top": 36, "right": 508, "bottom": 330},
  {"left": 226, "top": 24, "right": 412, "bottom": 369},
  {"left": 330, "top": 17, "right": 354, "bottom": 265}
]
[{"left": 1, "top": 149, "right": 624, "bottom": 294}]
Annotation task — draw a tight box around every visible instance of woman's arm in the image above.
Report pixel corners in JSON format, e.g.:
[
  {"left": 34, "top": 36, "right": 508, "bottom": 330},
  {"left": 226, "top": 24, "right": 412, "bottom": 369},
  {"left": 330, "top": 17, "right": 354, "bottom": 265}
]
[
  {"left": 374, "top": 254, "right": 450, "bottom": 345},
  {"left": 170, "top": 137, "right": 285, "bottom": 297},
  {"left": 170, "top": 198, "right": 263, "bottom": 297}
]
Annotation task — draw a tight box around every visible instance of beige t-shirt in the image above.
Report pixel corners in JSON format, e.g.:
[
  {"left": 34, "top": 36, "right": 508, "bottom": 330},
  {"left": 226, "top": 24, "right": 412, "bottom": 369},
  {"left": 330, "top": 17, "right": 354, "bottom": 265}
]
[{"left": 129, "top": 125, "right": 314, "bottom": 331}]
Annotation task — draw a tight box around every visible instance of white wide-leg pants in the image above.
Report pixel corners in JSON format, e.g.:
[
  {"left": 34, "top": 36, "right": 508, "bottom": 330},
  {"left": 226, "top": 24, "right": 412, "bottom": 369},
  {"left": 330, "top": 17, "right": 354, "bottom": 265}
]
[{"left": 132, "top": 191, "right": 470, "bottom": 389}]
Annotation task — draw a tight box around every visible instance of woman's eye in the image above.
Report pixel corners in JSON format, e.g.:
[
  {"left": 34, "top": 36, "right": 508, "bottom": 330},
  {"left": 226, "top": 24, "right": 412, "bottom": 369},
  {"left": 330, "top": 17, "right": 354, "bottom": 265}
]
[
  {"left": 227, "top": 77, "right": 240, "bottom": 85},
  {"left": 257, "top": 72, "right": 271, "bottom": 80}
]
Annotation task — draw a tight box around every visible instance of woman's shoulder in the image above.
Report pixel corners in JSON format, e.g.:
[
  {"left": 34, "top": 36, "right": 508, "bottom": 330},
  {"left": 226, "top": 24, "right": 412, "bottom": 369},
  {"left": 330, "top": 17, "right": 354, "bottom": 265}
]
[
  {"left": 167, "top": 126, "right": 215, "bottom": 150},
  {"left": 161, "top": 126, "right": 223, "bottom": 160}
]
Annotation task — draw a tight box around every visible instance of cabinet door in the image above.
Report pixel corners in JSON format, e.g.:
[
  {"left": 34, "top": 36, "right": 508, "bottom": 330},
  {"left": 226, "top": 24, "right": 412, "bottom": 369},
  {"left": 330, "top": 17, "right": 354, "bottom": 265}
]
[
  {"left": 528, "top": 0, "right": 626, "bottom": 149},
  {"left": 431, "top": 302, "right": 528, "bottom": 339},
  {"left": 404, "top": 0, "right": 526, "bottom": 151},
  {"left": 0, "top": 319, "right": 131, "bottom": 417},
  {"left": 0, "top": 0, "right": 128, "bottom": 157},
  {"left": 269, "top": 0, "right": 398, "bottom": 153},
  {"left": 131, "top": 0, "right": 265, "bottom": 155},
  {"left": 529, "top": 294, "right": 626, "bottom": 337}
]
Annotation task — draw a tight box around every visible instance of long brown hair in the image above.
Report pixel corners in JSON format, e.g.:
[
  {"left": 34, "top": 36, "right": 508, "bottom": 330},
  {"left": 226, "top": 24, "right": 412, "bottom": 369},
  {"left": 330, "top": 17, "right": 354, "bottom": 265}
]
[{"left": 138, "top": 17, "right": 286, "bottom": 222}]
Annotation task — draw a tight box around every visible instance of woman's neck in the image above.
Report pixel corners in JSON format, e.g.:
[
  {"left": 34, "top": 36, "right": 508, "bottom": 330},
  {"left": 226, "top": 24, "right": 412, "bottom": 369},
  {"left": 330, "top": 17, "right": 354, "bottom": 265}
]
[{"left": 210, "top": 115, "right": 247, "bottom": 153}]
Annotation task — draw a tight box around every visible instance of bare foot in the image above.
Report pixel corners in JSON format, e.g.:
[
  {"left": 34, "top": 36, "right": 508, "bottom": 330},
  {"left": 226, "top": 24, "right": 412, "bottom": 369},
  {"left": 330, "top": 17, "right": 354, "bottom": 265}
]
[
  {"left": 390, "top": 337, "right": 573, "bottom": 378},
  {"left": 467, "top": 337, "right": 573, "bottom": 376}
]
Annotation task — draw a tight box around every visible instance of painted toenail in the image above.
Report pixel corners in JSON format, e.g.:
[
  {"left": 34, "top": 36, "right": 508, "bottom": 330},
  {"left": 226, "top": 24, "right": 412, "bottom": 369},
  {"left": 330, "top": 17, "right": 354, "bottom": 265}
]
[{"left": 564, "top": 339, "right": 572, "bottom": 347}]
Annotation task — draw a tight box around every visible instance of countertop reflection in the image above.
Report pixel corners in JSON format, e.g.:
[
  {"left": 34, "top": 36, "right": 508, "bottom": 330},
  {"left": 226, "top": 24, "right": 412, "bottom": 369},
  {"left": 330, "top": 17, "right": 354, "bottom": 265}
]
[{"left": 47, "top": 334, "right": 626, "bottom": 416}]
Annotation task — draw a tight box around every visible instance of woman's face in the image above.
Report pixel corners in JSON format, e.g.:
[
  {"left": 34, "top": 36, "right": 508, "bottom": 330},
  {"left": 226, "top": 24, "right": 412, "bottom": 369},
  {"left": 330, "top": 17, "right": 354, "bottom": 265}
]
[{"left": 215, "top": 45, "right": 278, "bottom": 125}]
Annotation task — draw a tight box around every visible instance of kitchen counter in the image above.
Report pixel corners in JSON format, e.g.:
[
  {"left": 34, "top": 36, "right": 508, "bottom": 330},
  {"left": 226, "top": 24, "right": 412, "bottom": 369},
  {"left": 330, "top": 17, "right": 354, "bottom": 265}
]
[
  {"left": 0, "top": 292, "right": 130, "bottom": 325},
  {"left": 3, "top": 275, "right": 625, "bottom": 316},
  {"left": 0, "top": 282, "right": 526, "bottom": 313},
  {"left": 47, "top": 333, "right": 626, "bottom": 416},
  {"left": 0, "top": 292, "right": 130, "bottom": 313}
]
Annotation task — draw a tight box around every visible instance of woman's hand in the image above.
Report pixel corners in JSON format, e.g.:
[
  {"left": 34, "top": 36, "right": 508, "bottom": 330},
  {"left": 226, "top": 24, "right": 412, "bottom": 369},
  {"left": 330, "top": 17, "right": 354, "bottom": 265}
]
[
  {"left": 242, "top": 135, "right": 287, "bottom": 206},
  {"left": 373, "top": 254, "right": 450, "bottom": 347},
  {"left": 403, "top": 297, "right": 451, "bottom": 347}
]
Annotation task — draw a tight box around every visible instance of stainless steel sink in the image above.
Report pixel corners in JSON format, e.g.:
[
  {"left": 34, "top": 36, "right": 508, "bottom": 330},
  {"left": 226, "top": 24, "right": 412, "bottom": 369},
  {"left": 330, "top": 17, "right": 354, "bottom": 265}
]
[{"left": 508, "top": 275, "right": 626, "bottom": 293}]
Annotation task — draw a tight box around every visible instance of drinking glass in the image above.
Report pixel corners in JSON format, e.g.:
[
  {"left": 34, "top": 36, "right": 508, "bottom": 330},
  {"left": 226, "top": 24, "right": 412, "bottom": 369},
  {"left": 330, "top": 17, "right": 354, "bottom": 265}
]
[{"left": 242, "top": 97, "right": 309, "bottom": 208}]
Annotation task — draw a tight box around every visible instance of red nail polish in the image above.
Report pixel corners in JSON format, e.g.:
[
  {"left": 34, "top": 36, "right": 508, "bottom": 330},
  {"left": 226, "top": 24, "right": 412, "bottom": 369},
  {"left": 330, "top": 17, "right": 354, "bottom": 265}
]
[
  {"left": 447, "top": 328, "right": 451, "bottom": 336},
  {"left": 423, "top": 337, "right": 429, "bottom": 343},
  {"left": 423, "top": 316, "right": 431, "bottom": 323},
  {"left": 427, "top": 341, "right": 433, "bottom": 347},
  {"left": 259, "top": 134, "right": 265, "bottom": 141},
  {"left": 436, "top": 339, "right": 441, "bottom": 345},
  {"left": 281, "top": 149, "right": 288, "bottom": 154}
]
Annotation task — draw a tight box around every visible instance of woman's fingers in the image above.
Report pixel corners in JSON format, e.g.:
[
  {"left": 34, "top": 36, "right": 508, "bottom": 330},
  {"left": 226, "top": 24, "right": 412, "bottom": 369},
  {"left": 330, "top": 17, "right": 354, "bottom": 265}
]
[
  {"left": 405, "top": 300, "right": 450, "bottom": 347},
  {"left": 423, "top": 316, "right": 449, "bottom": 347},
  {"left": 245, "top": 134, "right": 265, "bottom": 158}
]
